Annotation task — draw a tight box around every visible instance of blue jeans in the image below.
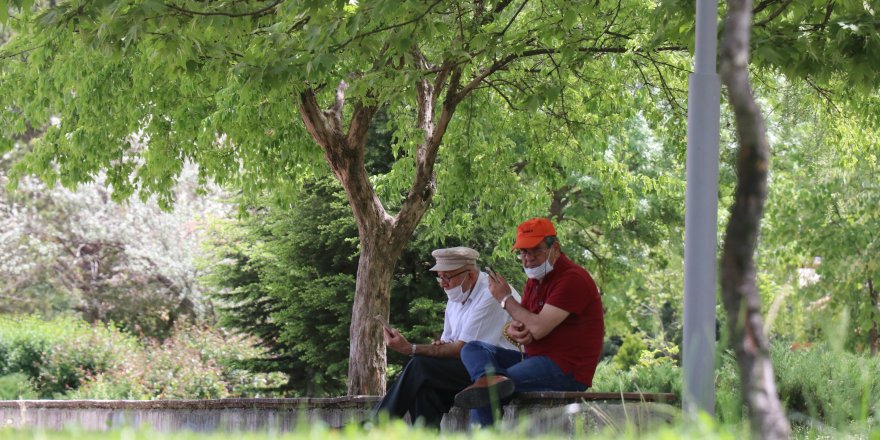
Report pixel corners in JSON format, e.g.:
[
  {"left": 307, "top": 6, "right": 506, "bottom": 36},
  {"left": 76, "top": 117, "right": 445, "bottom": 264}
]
[{"left": 460, "top": 341, "right": 587, "bottom": 426}]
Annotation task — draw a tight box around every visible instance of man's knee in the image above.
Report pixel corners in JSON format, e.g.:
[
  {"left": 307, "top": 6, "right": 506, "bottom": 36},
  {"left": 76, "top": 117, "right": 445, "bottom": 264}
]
[
  {"left": 407, "top": 355, "right": 432, "bottom": 372},
  {"left": 461, "top": 340, "right": 494, "bottom": 356},
  {"left": 463, "top": 340, "right": 494, "bottom": 350}
]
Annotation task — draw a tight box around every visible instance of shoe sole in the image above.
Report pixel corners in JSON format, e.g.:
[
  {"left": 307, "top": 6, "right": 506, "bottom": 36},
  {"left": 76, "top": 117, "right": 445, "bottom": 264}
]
[{"left": 454, "top": 379, "right": 515, "bottom": 409}]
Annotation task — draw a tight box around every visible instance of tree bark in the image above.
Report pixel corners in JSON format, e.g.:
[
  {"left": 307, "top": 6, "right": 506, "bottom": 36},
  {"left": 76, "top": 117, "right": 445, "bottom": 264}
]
[
  {"left": 719, "top": 0, "right": 791, "bottom": 438},
  {"left": 297, "top": 59, "right": 461, "bottom": 394}
]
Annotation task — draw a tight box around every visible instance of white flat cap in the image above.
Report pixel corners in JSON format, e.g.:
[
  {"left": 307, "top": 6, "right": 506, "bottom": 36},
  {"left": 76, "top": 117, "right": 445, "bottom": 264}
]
[{"left": 429, "top": 247, "right": 480, "bottom": 271}]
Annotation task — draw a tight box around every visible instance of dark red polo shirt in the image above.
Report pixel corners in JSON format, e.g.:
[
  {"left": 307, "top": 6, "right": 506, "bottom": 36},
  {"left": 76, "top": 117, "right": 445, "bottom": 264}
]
[{"left": 522, "top": 253, "right": 605, "bottom": 386}]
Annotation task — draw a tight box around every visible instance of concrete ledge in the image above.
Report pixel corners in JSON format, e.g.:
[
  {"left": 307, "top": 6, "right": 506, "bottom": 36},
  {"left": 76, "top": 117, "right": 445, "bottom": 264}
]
[
  {"left": 0, "top": 393, "right": 677, "bottom": 433},
  {"left": 511, "top": 391, "right": 677, "bottom": 403}
]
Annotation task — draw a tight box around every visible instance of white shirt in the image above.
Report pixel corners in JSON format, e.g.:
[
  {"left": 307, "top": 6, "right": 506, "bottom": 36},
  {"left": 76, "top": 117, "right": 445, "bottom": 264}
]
[{"left": 441, "top": 272, "right": 521, "bottom": 350}]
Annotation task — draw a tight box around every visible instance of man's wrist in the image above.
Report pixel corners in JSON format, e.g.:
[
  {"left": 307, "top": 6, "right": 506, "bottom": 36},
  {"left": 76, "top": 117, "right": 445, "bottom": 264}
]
[
  {"left": 500, "top": 293, "right": 514, "bottom": 309},
  {"left": 410, "top": 343, "right": 417, "bottom": 357}
]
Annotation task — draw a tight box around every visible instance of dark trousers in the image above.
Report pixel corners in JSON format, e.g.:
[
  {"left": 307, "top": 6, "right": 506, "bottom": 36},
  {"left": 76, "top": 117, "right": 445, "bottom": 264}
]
[{"left": 370, "top": 355, "right": 473, "bottom": 429}]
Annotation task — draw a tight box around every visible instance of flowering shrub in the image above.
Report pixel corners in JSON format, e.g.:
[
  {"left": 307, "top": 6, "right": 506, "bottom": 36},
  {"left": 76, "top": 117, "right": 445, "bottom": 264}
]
[
  {"left": 71, "top": 321, "right": 287, "bottom": 399},
  {"left": 1, "top": 150, "right": 231, "bottom": 339},
  {"left": 0, "top": 315, "right": 286, "bottom": 399}
]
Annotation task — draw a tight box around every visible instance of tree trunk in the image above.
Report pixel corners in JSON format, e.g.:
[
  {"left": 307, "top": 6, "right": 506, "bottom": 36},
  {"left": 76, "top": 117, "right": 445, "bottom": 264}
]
[
  {"left": 346, "top": 224, "right": 406, "bottom": 395},
  {"left": 297, "top": 64, "right": 460, "bottom": 394},
  {"left": 719, "top": 0, "right": 791, "bottom": 438}
]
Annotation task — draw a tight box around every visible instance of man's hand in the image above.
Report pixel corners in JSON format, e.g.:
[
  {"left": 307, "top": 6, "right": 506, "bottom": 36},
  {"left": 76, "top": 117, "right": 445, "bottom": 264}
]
[
  {"left": 383, "top": 326, "right": 411, "bottom": 355},
  {"left": 507, "top": 320, "right": 534, "bottom": 345},
  {"left": 487, "top": 272, "right": 512, "bottom": 302}
]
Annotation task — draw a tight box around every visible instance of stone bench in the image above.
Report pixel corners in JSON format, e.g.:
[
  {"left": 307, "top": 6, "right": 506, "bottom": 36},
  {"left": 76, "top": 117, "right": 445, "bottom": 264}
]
[{"left": 0, "top": 392, "right": 676, "bottom": 434}]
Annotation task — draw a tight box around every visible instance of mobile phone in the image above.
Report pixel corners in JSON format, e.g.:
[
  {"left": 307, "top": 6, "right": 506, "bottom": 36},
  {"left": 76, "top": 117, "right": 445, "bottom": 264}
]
[
  {"left": 374, "top": 314, "right": 393, "bottom": 331},
  {"left": 485, "top": 266, "right": 500, "bottom": 283}
]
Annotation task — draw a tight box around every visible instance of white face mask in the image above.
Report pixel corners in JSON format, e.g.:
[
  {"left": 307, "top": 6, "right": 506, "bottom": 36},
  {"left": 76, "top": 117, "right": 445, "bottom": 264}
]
[
  {"left": 523, "top": 248, "right": 555, "bottom": 280},
  {"left": 443, "top": 283, "right": 470, "bottom": 303},
  {"left": 444, "top": 285, "right": 467, "bottom": 303},
  {"left": 444, "top": 276, "right": 472, "bottom": 303}
]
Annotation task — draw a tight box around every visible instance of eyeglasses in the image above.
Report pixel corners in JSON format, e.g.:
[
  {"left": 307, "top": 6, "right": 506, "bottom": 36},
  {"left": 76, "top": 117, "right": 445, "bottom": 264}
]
[
  {"left": 516, "top": 245, "right": 550, "bottom": 259},
  {"left": 436, "top": 269, "right": 469, "bottom": 284}
]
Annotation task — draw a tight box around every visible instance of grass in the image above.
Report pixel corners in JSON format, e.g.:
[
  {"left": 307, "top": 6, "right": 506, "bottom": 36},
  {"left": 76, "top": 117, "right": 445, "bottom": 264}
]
[
  {"left": 0, "top": 416, "right": 758, "bottom": 440},
  {"left": 1, "top": 412, "right": 880, "bottom": 439}
]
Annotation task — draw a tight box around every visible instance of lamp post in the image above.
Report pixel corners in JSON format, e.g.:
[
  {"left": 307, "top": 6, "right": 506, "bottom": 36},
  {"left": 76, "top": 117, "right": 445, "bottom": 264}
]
[{"left": 682, "top": 0, "right": 721, "bottom": 416}]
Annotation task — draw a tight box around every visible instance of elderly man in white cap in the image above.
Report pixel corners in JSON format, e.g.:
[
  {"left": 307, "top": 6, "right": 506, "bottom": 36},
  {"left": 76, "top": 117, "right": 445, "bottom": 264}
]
[{"left": 370, "top": 246, "right": 520, "bottom": 429}]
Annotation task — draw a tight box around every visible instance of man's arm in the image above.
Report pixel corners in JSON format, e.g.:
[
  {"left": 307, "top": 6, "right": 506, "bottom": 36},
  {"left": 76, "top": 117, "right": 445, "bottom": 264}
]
[
  {"left": 417, "top": 339, "right": 466, "bottom": 358},
  {"left": 383, "top": 327, "right": 466, "bottom": 358},
  {"left": 488, "top": 275, "right": 570, "bottom": 340},
  {"left": 504, "top": 300, "right": 569, "bottom": 340}
]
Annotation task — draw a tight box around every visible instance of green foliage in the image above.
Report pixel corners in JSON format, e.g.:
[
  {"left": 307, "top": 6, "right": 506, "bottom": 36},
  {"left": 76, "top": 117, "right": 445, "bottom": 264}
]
[
  {"left": 652, "top": 0, "right": 880, "bottom": 91},
  {"left": 715, "top": 342, "right": 880, "bottom": 430},
  {"left": 613, "top": 333, "right": 650, "bottom": 371},
  {"left": 757, "top": 79, "right": 880, "bottom": 350},
  {"left": 0, "top": 314, "right": 283, "bottom": 399},
  {"left": 0, "top": 416, "right": 756, "bottom": 440},
  {"left": 70, "top": 322, "right": 286, "bottom": 400},
  {"left": 0, "top": 314, "right": 138, "bottom": 397},
  {"left": 773, "top": 343, "right": 880, "bottom": 428},
  {"left": 594, "top": 331, "right": 681, "bottom": 396},
  {"left": 592, "top": 359, "right": 682, "bottom": 396},
  {"left": 1, "top": 148, "right": 228, "bottom": 340},
  {"left": 0, "top": 372, "right": 38, "bottom": 399},
  {"left": 201, "top": 173, "right": 450, "bottom": 396}
]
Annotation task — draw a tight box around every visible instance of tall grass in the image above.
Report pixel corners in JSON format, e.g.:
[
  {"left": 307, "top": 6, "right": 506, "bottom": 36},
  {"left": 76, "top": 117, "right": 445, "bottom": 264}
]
[{"left": 0, "top": 416, "right": 749, "bottom": 440}]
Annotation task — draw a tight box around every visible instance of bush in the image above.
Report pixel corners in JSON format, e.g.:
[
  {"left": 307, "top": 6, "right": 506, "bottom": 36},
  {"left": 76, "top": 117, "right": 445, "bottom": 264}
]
[
  {"left": 0, "top": 373, "right": 38, "bottom": 399},
  {"left": 772, "top": 342, "right": 880, "bottom": 426},
  {"left": 0, "top": 314, "right": 285, "bottom": 399},
  {"left": 594, "top": 331, "right": 681, "bottom": 396},
  {"left": 0, "top": 314, "right": 138, "bottom": 397},
  {"left": 70, "top": 321, "right": 287, "bottom": 399},
  {"left": 612, "top": 333, "right": 648, "bottom": 371},
  {"left": 714, "top": 341, "right": 880, "bottom": 429},
  {"left": 592, "top": 359, "right": 682, "bottom": 396}
]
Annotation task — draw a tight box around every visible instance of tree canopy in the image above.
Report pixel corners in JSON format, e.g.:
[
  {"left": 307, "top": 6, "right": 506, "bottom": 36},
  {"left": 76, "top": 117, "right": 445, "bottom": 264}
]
[{"left": 1, "top": 0, "right": 878, "bottom": 394}]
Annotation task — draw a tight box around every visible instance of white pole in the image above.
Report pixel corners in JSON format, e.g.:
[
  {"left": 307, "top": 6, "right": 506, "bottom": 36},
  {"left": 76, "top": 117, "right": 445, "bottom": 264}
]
[{"left": 683, "top": 0, "right": 721, "bottom": 416}]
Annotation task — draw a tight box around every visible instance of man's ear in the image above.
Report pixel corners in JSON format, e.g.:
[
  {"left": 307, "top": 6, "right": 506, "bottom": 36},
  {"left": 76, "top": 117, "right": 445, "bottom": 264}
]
[{"left": 550, "top": 241, "right": 562, "bottom": 260}]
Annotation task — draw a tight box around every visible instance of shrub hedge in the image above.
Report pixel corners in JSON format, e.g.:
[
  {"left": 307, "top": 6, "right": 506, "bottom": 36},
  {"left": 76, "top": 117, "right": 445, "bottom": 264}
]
[
  {"left": 0, "top": 314, "right": 285, "bottom": 399},
  {"left": 716, "top": 342, "right": 880, "bottom": 427}
]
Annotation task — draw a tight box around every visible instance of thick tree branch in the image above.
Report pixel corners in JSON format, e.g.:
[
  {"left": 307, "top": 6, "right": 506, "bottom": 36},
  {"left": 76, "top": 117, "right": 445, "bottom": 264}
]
[
  {"left": 298, "top": 88, "right": 339, "bottom": 149},
  {"left": 299, "top": 85, "right": 384, "bottom": 225},
  {"left": 413, "top": 48, "right": 437, "bottom": 133},
  {"left": 330, "top": 81, "right": 348, "bottom": 132}
]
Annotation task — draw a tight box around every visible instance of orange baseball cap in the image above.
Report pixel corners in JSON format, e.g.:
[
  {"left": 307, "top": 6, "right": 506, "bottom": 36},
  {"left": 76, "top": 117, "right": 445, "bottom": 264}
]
[{"left": 513, "top": 217, "right": 557, "bottom": 249}]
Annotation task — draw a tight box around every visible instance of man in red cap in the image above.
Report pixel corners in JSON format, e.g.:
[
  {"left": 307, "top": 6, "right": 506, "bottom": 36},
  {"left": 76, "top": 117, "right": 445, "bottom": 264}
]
[{"left": 453, "top": 217, "right": 605, "bottom": 426}]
